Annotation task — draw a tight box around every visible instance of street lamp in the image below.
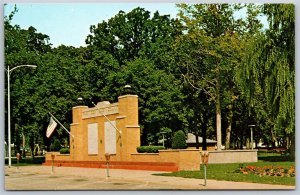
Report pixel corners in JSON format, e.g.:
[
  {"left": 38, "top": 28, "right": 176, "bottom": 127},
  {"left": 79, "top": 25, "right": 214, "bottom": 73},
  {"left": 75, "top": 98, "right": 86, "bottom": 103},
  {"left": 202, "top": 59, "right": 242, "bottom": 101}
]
[
  {"left": 6, "top": 65, "right": 37, "bottom": 167},
  {"left": 161, "top": 132, "right": 166, "bottom": 147},
  {"left": 248, "top": 125, "right": 256, "bottom": 150}
]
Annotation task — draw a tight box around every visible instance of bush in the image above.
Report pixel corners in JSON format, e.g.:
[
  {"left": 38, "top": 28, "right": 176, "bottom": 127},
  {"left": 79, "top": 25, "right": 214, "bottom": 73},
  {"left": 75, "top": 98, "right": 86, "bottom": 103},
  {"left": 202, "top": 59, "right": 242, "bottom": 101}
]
[
  {"left": 5, "top": 156, "right": 45, "bottom": 165},
  {"left": 172, "top": 130, "right": 187, "bottom": 149},
  {"left": 50, "top": 139, "right": 61, "bottom": 151},
  {"left": 137, "top": 146, "right": 165, "bottom": 153},
  {"left": 59, "top": 148, "right": 70, "bottom": 154}
]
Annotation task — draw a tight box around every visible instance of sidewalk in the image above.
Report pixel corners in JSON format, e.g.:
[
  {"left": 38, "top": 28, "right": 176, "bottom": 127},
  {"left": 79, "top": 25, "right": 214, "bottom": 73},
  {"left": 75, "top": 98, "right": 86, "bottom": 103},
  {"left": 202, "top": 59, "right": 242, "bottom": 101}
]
[{"left": 5, "top": 165, "right": 295, "bottom": 190}]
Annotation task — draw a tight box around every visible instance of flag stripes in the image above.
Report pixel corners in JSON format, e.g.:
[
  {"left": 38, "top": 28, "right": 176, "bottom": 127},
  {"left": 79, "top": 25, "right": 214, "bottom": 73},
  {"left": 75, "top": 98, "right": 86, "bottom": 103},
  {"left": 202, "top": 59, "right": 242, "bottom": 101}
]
[{"left": 46, "top": 117, "right": 57, "bottom": 138}]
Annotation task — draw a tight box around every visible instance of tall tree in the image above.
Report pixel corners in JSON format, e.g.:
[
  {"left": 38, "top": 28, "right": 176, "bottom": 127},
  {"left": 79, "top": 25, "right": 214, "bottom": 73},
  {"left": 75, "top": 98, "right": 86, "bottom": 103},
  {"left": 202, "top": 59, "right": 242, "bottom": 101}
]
[
  {"left": 4, "top": 7, "right": 53, "bottom": 157},
  {"left": 240, "top": 4, "right": 294, "bottom": 155},
  {"left": 86, "top": 7, "right": 182, "bottom": 68},
  {"left": 85, "top": 7, "right": 185, "bottom": 145},
  {"left": 102, "top": 57, "right": 187, "bottom": 145},
  {"left": 175, "top": 4, "right": 246, "bottom": 150}
]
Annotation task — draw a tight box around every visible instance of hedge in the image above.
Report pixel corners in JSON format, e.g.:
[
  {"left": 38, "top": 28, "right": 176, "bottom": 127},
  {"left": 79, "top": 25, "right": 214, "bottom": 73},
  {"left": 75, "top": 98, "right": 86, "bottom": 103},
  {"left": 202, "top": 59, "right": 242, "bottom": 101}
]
[
  {"left": 59, "top": 148, "right": 70, "bottom": 154},
  {"left": 137, "top": 146, "right": 165, "bottom": 153}
]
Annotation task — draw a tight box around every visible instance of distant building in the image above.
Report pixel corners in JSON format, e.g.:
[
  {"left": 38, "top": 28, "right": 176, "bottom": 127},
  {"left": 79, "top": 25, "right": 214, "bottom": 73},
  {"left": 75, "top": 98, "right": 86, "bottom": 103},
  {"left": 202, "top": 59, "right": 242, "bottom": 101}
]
[{"left": 186, "top": 133, "right": 217, "bottom": 150}]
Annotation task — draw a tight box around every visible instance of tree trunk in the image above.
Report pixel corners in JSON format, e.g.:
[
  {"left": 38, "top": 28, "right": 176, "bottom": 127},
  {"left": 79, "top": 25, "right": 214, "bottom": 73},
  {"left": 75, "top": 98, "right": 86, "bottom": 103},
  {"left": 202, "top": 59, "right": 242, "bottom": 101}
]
[
  {"left": 202, "top": 114, "right": 208, "bottom": 150},
  {"left": 29, "top": 134, "right": 35, "bottom": 160},
  {"left": 22, "top": 133, "right": 26, "bottom": 158},
  {"left": 195, "top": 132, "right": 200, "bottom": 149},
  {"left": 225, "top": 104, "right": 233, "bottom": 150},
  {"left": 240, "top": 128, "right": 244, "bottom": 149},
  {"left": 284, "top": 131, "right": 290, "bottom": 150},
  {"left": 225, "top": 124, "right": 232, "bottom": 150},
  {"left": 15, "top": 124, "right": 20, "bottom": 156},
  {"left": 289, "top": 134, "right": 295, "bottom": 161},
  {"left": 271, "top": 129, "right": 277, "bottom": 148},
  {"left": 216, "top": 68, "right": 222, "bottom": 151}
]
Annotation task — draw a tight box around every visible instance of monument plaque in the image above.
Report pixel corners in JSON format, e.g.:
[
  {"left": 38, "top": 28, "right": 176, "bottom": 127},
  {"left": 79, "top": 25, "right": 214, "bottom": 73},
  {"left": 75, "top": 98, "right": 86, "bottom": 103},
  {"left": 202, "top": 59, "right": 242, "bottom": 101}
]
[
  {"left": 105, "top": 121, "right": 116, "bottom": 154},
  {"left": 88, "top": 123, "right": 98, "bottom": 155}
]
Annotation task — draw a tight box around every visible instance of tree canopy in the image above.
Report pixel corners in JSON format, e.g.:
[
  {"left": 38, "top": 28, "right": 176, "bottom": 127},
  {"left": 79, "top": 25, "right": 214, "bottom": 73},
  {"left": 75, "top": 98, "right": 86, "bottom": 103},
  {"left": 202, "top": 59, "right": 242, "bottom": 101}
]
[{"left": 4, "top": 4, "right": 295, "bottom": 158}]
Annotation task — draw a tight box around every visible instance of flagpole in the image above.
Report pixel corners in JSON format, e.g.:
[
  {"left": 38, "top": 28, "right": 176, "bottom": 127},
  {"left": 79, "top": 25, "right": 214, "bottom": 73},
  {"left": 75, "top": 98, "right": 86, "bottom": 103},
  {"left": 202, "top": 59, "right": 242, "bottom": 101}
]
[{"left": 48, "top": 112, "right": 74, "bottom": 138}]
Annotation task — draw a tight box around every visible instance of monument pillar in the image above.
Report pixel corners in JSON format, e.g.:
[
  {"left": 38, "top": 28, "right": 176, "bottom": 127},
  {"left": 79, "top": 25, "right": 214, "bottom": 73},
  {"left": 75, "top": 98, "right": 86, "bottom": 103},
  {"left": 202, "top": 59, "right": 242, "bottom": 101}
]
[
  {"left": 118, "top": 95, "right": 140, "bottom": 160},
  {"left": 70, "top": 105, "right": 88, "bottom": 161}
]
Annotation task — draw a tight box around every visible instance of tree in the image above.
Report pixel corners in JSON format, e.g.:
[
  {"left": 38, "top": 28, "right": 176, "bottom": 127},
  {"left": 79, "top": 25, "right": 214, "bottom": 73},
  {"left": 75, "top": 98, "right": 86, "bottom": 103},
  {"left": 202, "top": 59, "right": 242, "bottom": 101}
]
[
  {"left": 85, "top": 7, "right": 185, "bottom": 145},
  {"left": 4, "top": 6, "right": 54, "bottom": 156},
  {"left": 86, "top": 7, "right": 182, "bottom": 68},
  {"left": 240, "top": 4, "right": 294, "bottom": 156},
  {"left": 175, "top": 4, "right": 247, "bottom": 150},
  {"left": 102, "top": 58, "right": 187, "bottom": 145}
]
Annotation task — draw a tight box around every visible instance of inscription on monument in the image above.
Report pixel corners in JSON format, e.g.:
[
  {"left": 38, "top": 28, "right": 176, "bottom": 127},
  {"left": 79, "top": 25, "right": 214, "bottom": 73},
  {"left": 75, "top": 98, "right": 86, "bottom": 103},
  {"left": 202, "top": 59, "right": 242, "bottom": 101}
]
[
  {"left": 82, "top": 103, "right": 119, "bottom": 119},
  {"left": 105, "top": 121, "right": 116, "bottom": 154},
  {"left": 88, "top": 123, "right": 98, "bottom": 155}
]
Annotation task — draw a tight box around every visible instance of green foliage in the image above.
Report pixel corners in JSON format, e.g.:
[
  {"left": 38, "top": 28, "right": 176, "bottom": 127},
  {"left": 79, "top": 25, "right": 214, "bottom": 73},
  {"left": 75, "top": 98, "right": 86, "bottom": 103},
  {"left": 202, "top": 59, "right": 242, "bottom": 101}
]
[
  {"left": 59, "top": 148, "right": 70, "bottom": 154},
  {"left": 4, "top": 4, "right": 294, "bottom": 155},
  {"left": 50, "top": 139, "right": 61, "bottom": 151},
  {"left": 238, "top": 4, "right": 295, "bottom": 153},
  {"left": 102, "top": 58, "right": 187, "bottom": 145},
  {"left": 5, "top": 156, "right": 45, "bottom": 165},
  {"left": 86, "top": 7, "right": 181, "bottom": 66},
  {"left": 137, "top": 146, "right": 165, "bottom": 153},
  {"left": 171, "top": 130, "right": 187, "bottom": 149},
  {"left": 175, "top": 4, "right": 252, "bottom": 150}
]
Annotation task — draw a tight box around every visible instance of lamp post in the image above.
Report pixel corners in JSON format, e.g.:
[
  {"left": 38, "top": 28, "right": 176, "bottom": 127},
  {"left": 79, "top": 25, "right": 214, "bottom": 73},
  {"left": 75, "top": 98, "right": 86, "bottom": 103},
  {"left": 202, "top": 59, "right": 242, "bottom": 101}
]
[
  {"left": 6, "top": 65, "right": 37, "bottom": 167},
  {"left": 248, "top": 125, "right": 256, "bottom": 150},
  {"left": 161, "top": 132, "right": 166, "bottom": 147}
]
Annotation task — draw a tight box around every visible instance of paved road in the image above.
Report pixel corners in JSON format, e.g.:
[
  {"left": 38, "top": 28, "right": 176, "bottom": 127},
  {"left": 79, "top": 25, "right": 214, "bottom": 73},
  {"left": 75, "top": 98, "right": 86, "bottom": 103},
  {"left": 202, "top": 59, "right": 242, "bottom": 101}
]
[{"left": 4, "top": 166, "right": 295, "bottom": 190}]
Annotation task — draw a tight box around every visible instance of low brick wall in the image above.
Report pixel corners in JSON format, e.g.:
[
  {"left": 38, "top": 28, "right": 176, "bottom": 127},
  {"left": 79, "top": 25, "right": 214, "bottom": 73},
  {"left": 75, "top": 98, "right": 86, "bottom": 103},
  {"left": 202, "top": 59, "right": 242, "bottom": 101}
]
[
  {"left": 45, "top": 152, "right": 71, "bottom": 161},
  {"left": 207, "top": 150, "right": 258, "bottom": 164},
  {"left": 130, "top": 149, "right": 257, "bottom": 171},
  {"left": 45, "top": 150, "right": 257, "bottom": 171},
  {"left": 130, "top": 153, "right": 160, "bottom": 162},
  {"left": 159, "top": 149, "right": 200, "bottom": 171},
  {"left": 130, "top": 149, "right": 200, "bottom": 171}
]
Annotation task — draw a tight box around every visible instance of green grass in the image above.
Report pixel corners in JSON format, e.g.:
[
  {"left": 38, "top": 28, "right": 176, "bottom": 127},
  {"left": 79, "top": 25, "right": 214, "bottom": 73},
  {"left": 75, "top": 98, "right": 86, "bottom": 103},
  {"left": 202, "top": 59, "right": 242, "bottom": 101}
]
[{"left": 154, "top": 152, "right": 295, "bottom": 186}]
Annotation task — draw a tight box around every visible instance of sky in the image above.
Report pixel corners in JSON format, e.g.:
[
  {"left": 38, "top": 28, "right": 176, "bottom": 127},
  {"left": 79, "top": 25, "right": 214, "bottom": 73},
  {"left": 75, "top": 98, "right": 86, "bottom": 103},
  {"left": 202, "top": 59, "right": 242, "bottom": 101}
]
[{"left": 4, "top": 3, "right": 179, "bottom": 47}]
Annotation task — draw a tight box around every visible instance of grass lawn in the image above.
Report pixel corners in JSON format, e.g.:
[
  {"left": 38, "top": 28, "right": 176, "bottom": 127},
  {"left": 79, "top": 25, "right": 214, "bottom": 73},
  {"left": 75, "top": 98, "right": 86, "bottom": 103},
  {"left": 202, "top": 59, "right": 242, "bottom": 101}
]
[{"left": 154, "top": 151, "right": 295, "bottom": 186}]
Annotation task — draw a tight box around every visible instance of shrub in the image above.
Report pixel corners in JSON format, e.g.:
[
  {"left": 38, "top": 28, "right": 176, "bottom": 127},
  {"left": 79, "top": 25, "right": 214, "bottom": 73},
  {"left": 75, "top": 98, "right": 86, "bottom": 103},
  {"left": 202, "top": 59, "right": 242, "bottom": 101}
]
[
  {"left": 172, "top": 130, "right": 187, "bottom": 149},
  {"left": 137, "top": 146, "right": 165, "bottom": 153},
  {"left": 59, "top": 148, "right": 70, "bottom": 154},
  {"left": 50, "top": 139, "right": 61, "bottom": 151}
]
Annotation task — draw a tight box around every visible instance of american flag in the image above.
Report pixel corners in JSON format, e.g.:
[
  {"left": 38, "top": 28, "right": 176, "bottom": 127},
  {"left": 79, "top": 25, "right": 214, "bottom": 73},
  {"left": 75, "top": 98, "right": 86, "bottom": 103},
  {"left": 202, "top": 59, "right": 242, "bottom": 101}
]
[{"left": 46, "top": 117, "right": 57, "bottom": 138}]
